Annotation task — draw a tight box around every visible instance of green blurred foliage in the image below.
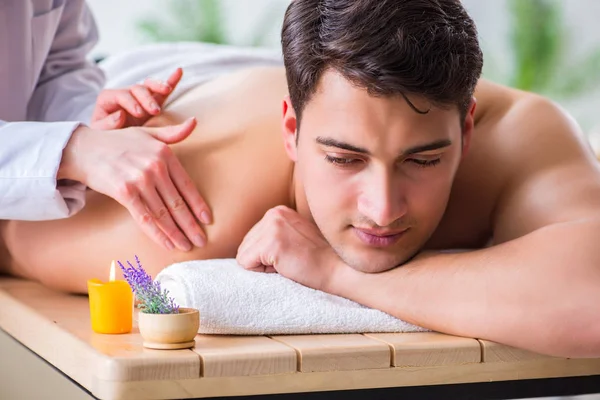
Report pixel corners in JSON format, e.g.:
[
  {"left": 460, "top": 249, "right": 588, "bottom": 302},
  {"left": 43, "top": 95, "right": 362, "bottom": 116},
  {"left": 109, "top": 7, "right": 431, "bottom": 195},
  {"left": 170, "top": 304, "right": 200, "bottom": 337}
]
[
  {"left": 492, "top": 0, "right": 600, "bottom": 98},
  {"left": 137, "top": 0, "right": 280, "bottom": 47},
  {"left": 140, "top": 0, "right": 600, "bottom": 100},
  {"left": 138, "top": 0, "right": 226, "bottom": 44}
]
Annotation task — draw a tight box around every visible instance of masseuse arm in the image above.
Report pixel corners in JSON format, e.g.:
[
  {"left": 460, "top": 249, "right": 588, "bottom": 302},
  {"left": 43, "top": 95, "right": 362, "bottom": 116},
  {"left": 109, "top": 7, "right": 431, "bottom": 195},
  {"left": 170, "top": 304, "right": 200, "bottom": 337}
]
[
  {"left": 325, "top": 97, "right": 600, "bottom": 358},
  {"left": 0, "top": 1, "right": 103, "bottom": 220},
  {"left": 27, "top": 0, "right": 104, "bottom": 124}
]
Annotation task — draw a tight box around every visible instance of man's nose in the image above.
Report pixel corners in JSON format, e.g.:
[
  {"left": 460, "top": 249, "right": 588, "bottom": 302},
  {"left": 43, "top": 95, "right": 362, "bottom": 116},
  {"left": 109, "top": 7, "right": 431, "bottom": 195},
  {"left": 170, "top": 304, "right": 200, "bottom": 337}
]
[{"left": 357, "top": 174, "right": 408, "bottom": 227}]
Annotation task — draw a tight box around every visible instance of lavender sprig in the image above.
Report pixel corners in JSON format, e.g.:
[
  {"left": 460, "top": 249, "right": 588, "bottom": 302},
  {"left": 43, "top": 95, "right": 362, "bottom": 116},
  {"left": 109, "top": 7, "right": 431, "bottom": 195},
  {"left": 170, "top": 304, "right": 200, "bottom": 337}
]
[{"left": 118, "top": 255, "right": 179, "bottom": 314}]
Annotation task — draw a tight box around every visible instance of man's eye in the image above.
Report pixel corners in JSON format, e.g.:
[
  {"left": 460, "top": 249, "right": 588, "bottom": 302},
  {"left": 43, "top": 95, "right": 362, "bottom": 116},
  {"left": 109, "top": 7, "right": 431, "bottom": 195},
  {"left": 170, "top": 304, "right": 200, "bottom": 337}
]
[
  {"left": 408, "top": 158, "right": 441, "bottom": 168},
  {"left": 324, "top": 155, "right": 359, "bottom": 166}
]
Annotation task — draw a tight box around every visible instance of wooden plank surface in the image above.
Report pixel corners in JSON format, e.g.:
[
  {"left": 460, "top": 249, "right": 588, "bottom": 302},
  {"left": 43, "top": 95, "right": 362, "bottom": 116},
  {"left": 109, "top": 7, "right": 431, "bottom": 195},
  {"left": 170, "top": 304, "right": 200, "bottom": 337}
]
[
  {"left": 1, "top": 276, "right": 599, "bottom": 400},
  {"left": 0, "top": 278, "right": 200, "bottom": 385},
  {"left": 193, "top": 335, "right": 296, "bottom": 377},
  {"left": 93, "top": 358, "right": 600, "bottom": 400},
  {"left": 478, "top": 339, "right": 556, "bottom": 363},
  {"left": 271, "top": 334, "right": 391, "bottom": 372},
  {"left": 366, "top": 332, "right": 481, "bottom": 367},
  {"left": 90, "top": 330, "right": 200, "bottom": 381}
]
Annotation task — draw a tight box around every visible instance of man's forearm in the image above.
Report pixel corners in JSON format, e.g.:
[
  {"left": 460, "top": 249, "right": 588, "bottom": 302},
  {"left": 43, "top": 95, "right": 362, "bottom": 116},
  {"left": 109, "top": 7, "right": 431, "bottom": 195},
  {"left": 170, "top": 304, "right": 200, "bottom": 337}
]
[{"left": 327, "top": 218, "right": 600, "bottom": 358}]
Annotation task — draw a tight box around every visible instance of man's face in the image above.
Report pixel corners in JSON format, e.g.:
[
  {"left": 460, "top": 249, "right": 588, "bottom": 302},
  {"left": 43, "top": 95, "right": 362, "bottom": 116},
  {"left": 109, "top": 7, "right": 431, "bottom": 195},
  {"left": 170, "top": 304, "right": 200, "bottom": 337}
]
[{"left": 282, "top": 70, "right": 472, "bottom": 273}]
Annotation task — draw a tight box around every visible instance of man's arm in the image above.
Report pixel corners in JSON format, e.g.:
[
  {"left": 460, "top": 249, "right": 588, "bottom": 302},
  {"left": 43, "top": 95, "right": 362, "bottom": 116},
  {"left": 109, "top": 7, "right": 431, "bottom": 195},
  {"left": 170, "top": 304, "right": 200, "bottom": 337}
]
[
  {"left": 236, "top": 95, "right": 600, "bottom": 358},
  {"left": 327, "top": 96, "right": 600, "bottom": 358},
  {"left": 327, "top": 219, "right": 600, "bottom": 358},
  {"left": 27, "top": 0, "right": 104, "bottom": 124},
  {"left": 239, "top": 206, "right": 600, "bottom": 358}
]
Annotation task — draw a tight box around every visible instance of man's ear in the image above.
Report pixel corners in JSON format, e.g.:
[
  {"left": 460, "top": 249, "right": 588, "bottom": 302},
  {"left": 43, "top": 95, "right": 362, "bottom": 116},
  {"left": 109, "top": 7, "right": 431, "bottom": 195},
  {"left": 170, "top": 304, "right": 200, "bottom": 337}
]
[
  {"left": 461, "top": 97, "right": 477, "bottom": 159},
  {"left": 282, "top": 95, "right": 298, "bottom": 162}
]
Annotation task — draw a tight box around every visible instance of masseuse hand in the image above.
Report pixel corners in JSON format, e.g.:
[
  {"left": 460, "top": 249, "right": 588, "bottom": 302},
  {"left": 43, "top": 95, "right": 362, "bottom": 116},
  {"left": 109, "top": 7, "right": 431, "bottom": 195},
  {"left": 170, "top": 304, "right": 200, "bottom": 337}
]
[
  {"left": 91, "top": 68, "right": 184, "bottom": 130},
  {"left": 59, "top": 118, "right": 212, "bottom": 252},
  {"left": 236, "top": 206, "right": 340, "bottom": 291}
]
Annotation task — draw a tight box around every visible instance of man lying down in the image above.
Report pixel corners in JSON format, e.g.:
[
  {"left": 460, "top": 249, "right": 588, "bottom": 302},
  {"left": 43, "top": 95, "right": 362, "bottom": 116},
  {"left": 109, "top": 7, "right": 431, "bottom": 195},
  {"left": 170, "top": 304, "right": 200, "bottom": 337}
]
[{"left": 1, "top": 0, "right": 600, "bottom": 358}]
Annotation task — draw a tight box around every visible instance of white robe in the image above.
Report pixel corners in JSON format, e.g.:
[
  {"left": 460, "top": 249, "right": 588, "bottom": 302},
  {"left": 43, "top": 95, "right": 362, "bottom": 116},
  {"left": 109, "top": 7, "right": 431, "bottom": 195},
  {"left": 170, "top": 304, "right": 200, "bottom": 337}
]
[{"left": 0, "top": 0, "right": 104, "bottom": 220}]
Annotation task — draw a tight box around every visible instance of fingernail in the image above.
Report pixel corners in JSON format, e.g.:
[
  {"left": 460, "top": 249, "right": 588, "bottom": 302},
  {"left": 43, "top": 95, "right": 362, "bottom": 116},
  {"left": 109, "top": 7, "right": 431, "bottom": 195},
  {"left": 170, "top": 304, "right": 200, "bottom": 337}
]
[
  {"left": 150, "top": 102, "right": 160, "bottom": 113},
  {"left": 135, "top": 105, "right": 143, "bottom": 116},
  {"left": 192, "top": 234, "right": 206, "bottom": 248},
  {"left": 165, "top": 239, "right": 175, "bottom": 251},
  {"left": 178, "top": 239, "right": 192, "bottom": 252},
  {"left": 113, "top": 111, "right": 122, "bottom": 122},
  {"left": 200, "top": 211, "right": 212, "bottom": 225}
]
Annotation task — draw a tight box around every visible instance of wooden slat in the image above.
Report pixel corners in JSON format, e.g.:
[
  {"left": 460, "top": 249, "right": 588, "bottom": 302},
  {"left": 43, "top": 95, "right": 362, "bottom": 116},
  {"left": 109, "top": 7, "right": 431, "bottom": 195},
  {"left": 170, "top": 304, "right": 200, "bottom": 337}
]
[
  {"left": 93, "top": 358, "right": 600, "bottom": 400},
  {"left": 89, "top": 330, "right": 200, "bottom": 381},
  {"left": 478, "top": 339, "right": 556, "bottom": 363},
  {"left": 270, "top": 334, "right": 391, "bottom": 372},
  {"left": 3, "top": 276, "right": 600, "bottom": 400},
  {"left": 366, "top": 332, "right": 481, "bottom": 367},
  {"left": 192, "top": 335, "right": 297, "bottom": 377}
]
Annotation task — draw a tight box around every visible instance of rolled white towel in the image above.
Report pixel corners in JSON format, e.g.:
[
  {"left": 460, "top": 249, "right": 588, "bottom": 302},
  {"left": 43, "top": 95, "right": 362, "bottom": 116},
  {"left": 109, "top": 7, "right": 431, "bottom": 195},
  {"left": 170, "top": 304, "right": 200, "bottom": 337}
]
[{"left": 155, "top": 259, "right": 427, "bottom": 335}]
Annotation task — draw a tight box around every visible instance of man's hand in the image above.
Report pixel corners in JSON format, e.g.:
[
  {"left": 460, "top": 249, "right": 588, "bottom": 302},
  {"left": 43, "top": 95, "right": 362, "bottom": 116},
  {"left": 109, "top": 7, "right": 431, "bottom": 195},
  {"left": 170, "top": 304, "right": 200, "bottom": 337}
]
[
  {"left": 236, "top": 206, "right": 341, "bottom": 291},
  {"left": 59, "top": 117, "right": 212, "bottom": 252},
  {"left": 91, "top": 68, "right": 184, "bottom": 130}
]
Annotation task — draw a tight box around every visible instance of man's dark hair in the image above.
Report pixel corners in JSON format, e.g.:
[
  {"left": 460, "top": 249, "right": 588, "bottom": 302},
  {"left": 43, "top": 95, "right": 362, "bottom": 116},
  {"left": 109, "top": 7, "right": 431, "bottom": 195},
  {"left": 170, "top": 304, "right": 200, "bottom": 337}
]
[{"left": 281, "top": 0, "right": 484, "bottom": 124}]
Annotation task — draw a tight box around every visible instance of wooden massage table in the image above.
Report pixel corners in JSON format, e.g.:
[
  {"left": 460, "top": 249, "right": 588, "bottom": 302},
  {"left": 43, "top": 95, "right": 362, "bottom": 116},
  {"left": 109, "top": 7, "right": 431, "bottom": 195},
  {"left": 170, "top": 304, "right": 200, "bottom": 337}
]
[{"left": 1, "top": 276, "right": 599, "bottom": 400}]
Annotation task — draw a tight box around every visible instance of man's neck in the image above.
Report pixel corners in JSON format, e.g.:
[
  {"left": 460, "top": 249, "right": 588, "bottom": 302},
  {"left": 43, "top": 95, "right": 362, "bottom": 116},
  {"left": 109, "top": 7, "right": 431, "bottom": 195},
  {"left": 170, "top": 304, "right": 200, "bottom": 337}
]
[{"left": 288, "top": 166, "right": 313, "bottom": 222}]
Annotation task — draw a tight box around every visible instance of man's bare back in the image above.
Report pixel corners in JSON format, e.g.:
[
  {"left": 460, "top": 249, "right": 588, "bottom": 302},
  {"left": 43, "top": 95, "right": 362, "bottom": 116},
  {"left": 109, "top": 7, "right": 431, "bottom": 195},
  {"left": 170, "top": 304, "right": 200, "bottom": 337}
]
[
  {"left": 0, "top": 67, "right": 292, "bottom": 290},
  {"left": 1, "top": 65, "right": 581, "bottom": 294}
]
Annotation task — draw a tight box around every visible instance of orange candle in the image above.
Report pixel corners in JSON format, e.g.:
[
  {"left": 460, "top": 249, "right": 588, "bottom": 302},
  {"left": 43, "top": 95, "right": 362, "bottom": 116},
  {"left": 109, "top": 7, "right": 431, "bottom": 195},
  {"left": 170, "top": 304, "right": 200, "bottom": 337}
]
[{"left": 87, "top": 260, "right": 133, "bottom": 334}]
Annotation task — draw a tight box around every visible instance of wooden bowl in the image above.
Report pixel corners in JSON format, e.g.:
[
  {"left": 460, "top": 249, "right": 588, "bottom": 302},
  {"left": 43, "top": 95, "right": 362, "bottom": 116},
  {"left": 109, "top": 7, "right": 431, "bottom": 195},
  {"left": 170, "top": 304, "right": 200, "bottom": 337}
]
[{"left": 138, "top": 308, "right": 199, "bottom": 350}]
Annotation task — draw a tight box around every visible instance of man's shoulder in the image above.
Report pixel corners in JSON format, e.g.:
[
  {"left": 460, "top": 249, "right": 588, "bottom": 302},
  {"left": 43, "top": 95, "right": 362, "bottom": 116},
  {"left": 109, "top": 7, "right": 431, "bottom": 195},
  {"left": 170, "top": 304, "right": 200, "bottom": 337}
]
[
  {"left": 473, "top": 78, "right": 585, "bottom": 160},
  {"left": 476, "top": 79, "right": 566, "bottom": 126},
  {"left": 487, "top": 86, "right": 588, "bottom": 169},
  {"left": 442, "top": 79, "right": 599, "bottom": 246},
  {"left": 477, "top": 81, "right": 600, "bottom": 242}
]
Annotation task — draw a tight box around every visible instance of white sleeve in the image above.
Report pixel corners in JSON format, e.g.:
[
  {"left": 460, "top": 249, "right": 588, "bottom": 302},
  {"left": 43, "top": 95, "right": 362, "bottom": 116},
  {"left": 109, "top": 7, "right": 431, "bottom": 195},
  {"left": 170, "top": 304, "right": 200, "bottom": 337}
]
[
  {"left": 0, "top": 120, "right": 86, "bottom": 220},
  {"left": 27, "top": 0, "right": 105, "bottom": 124},
  {"left": 1, "top": 1, "right": 105, "bottom": 220}
]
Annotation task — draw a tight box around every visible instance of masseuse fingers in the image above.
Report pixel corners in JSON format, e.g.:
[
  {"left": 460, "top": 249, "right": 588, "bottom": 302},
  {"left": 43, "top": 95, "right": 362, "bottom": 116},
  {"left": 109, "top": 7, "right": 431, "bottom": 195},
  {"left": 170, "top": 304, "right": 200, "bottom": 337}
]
[
  {"left": 156, "top": 165, "right": 207, "bottom": 248},
  {"left": 139, "top": 187, "right": 193, "bottom": 252},
  {"left": 91, "top": 110, "right": 126, "bottom": 130},
  {"left": 151, "top": 68, "right": 183, "bottom": 106},
  {"left": 145, "top": 117, "right": 196, "bottom": 144},
  {"left": 115, "top": 90, "right": 148, "bottom": 119},
  {"left": 130, "top": 84, "right": 162, "bottom": 116},
  {"left": 167, "top": 156, "right": 212, "bottom": 227},
  {"left": 126, "top": 194, "right": 176, "bottom": 252},
  {"left": 166, "top": 68, "right": 183, "bottom": 89},
  {"left": 142, "top": 78, "right": 173, "bottom": 97},
  {"left": 93, "top": 89, "right": 121, "bottom": 118}
]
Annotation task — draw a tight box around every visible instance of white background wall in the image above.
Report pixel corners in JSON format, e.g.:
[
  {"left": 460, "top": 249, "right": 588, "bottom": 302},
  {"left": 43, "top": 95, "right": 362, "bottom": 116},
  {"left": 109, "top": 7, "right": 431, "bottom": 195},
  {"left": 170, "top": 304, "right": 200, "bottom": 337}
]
[{"left": 86, "top": 0, "right": 600, "bottom": 135}]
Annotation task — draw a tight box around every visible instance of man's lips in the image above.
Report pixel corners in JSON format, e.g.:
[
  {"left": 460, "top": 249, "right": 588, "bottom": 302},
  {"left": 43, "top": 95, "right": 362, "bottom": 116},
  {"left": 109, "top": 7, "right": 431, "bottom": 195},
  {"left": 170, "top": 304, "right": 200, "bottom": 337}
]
[{"left": 352, "top": 227, "right": 408, "bottom": 247}]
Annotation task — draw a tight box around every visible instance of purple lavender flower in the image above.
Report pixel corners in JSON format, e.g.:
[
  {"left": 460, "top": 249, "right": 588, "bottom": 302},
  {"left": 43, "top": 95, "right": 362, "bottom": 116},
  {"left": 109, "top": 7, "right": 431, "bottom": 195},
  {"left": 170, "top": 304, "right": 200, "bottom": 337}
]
[{"left": 118, "top": 255, "right": 179, "bottom": 314}]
